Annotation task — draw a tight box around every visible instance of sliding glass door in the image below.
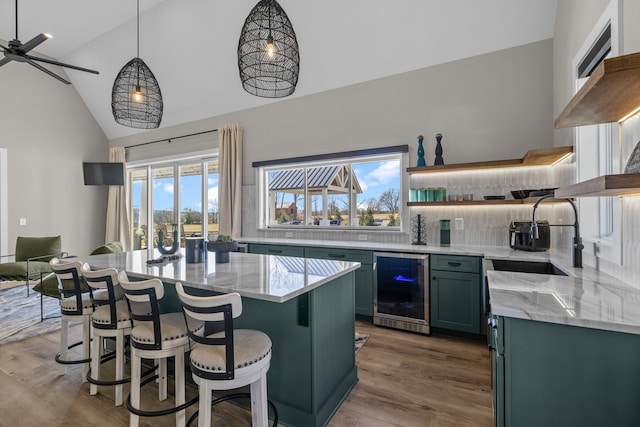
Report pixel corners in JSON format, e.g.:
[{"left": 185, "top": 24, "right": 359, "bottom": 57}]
[{"left": 128, "top": 156, "right": 219, "bottom": 249}]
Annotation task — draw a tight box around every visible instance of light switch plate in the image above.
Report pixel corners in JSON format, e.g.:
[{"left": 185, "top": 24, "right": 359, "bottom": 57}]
[
  {"left": 285, "top": 232, "right": 293, "bottom": 238},
  {"left": 358, "top": 234, "right": 368, "bottom": 241},
  {"left": 454, "top": 218, "right": 464, "bottom": 230},
  {"left": 19, "top": 218, "right": 26, "bottom": 226}
]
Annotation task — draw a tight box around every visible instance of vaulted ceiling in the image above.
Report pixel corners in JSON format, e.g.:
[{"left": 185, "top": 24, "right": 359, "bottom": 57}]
[{"left": 0, "top": 0, "right": 558, "bottom": 140}]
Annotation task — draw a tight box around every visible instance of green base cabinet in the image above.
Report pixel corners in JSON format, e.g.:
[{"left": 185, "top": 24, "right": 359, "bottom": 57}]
[
  {"left": 248, "top": 243, "right": 374, "bottom": 317},
  {"left": 496, "top": 316, "right": 640, "bottom": 427},
  {"left": 430, "top": 254, "right": 482, "bottom": 334},
  {"left": 305, "top": 247, "right": 374, "bottom": 317}
]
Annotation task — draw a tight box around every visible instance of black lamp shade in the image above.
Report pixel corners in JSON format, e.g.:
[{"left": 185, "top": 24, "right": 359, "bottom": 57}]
[
  {"left": 238, "top": 0, "right": 300, "bottom": 98},
  {"left": 111, "top": 57, "right": 163, "bottom": 129}
]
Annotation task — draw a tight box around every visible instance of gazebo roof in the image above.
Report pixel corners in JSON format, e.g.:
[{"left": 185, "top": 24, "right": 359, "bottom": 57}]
[{"left": 269, "top": 165, "right": 362, "bottom": 194}]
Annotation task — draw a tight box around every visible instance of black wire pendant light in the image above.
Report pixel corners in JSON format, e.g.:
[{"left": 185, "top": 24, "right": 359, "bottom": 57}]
[
  {"left": 238, "top": 0, "right": 300, "bottom": 98},
  {"left": 111, "top": 0, "right": 163, "bottom": 129}
]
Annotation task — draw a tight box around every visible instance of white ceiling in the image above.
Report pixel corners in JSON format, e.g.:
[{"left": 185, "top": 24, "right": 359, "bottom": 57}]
[{"left": 1, "top": 0, "right": 558, "bottom": 141}]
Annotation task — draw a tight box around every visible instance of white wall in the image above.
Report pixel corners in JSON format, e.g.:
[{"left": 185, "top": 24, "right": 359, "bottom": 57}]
[
  {"left": 112, "top": 40, "right": 554, "bottom": 243},
  {"left": 0, "top": 52, "right": 109, "bottom": 256}
]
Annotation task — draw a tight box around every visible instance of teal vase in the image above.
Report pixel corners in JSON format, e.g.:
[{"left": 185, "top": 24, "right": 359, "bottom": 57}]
[{"left": 417, "top": 135, "right": 426, "bottom": 167}]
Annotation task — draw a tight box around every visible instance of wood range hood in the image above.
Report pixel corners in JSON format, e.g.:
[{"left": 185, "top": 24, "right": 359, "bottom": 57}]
[{"left": 555, "top": 51, "right": 640, "bottom": 128}]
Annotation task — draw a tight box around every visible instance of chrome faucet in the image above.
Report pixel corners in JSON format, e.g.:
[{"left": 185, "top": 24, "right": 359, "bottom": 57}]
[{"left": 531, "top": 195, "right": 583, "bottom": 268}]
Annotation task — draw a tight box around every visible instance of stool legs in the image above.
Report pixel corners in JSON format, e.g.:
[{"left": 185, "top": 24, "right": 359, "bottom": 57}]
[
  {"left": 82, "top": 315, "right": 91, "bottom": 382},
  {"left": 129, "top": 351, "right": 141, "bottom": 427},
  {"left": 198, "top": 379, "right": 212, "bottom": 427},
  {"left": 250, "top": 372, "right": 269, "bottom": 427},
  {"left": 115, "top": 330, "right": 125, "bottom": 406},
  {"left": 90, "top": 329, "right": 127, "bottom": 406},
  {"left": 175, "top": 351, "right": 186, "bottom": 427},
  {"left": 89, "top": 333, "right": 100, "bottom": 396},
  {"left": 128, "top": 351, "right": 186, "bottom": 427},
  {"left": 57, "top": 315, "right": 91, "bottom": 382},
  {"left": 58, "top": 318, "right": 69, "bottom": 376}
]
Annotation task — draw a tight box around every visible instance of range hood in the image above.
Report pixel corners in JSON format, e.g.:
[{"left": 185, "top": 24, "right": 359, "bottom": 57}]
[{"left": 555, "top": 51, "right": 640, "bottom": 128}]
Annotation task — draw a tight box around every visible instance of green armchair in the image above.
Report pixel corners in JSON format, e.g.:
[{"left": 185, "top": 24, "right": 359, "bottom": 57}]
[{"left": 0, "top": 235, "right": 63, "bottom": 294}]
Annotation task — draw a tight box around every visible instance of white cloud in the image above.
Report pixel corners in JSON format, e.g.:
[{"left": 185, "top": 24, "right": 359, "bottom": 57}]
[
  {"left": 164, "top": 183, "right": 174, "bottom": 194},
  {"left": 366, "top": 161, "right": 400, "bottom": 186}
]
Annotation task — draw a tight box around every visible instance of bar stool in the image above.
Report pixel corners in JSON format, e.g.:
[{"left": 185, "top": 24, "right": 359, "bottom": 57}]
[
  {"left": 175, "top": 282, "right": 274, "bottom": 427},
  {"left": 118, "top": 271, "right": 192, "bottom": 427},
  {"left": 81, "top": 264, "right": 131, "bottom": 406},
  {"left": 50, "top": 257, "right": 101, "bottom": 381}
]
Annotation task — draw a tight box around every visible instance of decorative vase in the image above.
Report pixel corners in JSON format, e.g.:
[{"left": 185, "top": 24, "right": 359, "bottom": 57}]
[
  {"left": 434, "top": 133, "right": 444, "bottom": 165},
  {"left": 624, "top": 139, "right": 640, "bottom": 173},
  {"left": 206, "top": 240, "right": 238, "bottom": 263},
  {"left": 416, "top": 135, "right": 426, "bottom": 167}
]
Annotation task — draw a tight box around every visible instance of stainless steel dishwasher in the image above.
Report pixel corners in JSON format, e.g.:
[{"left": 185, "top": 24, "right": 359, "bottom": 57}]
[{"left": 373, "top": 252, "right": 430, "bottom": 334}]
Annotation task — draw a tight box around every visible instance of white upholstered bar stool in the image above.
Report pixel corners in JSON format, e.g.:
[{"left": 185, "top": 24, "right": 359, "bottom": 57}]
[
  {"left": 118, "top": 271, "right": 190, "bottom": 427},
  {"left": 50, "top": 257, "right": 99, "bottom": 382},
  {"left": 81, "top": 264, "right": 131, "bottom": 406},
  {"left": 175, "top": 282, "right": 273, "bottom": 427}
]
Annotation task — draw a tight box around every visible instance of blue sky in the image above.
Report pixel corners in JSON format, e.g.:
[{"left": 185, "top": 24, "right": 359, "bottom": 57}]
[
  {"left": 132, "top": 159, "right": 400, "bottom": 213},
  {"left": 132, "top": 173, "right": 219, "bottom": 213}
]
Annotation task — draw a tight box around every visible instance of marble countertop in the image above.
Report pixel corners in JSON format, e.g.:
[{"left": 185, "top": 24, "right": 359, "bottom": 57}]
[
  {"left": 240, "top": 236, "right": 640, "bottom": 335},
  {"left": 84, "top": 249, "right": 360, "bottom": 303}
]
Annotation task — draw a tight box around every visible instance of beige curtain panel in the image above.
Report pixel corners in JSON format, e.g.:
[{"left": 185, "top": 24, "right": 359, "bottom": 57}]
[
  {"left": 105, "top": 146, "right": 132, "bottom": 249},
  {"left": 218, "top": 124, "right": 243, "bottom": 239}
]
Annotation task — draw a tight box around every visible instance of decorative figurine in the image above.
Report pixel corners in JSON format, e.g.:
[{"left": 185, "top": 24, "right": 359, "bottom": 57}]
[
  {"left": 434, "top": 133, "right": 444, "bottom": 165},
  {"left": 416, "top": 135, "right": 426, "bottom": 167},
  {"left": 157, "top": 224, "right": 179, "bottom": 255}
]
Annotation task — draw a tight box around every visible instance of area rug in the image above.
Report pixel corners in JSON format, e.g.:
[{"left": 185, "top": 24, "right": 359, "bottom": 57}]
[
  {"left": 355, "top": 332, "right": 369, "bottom": 354},
  {"left": 0, "top": 285, "right": 60, "bottom": 346}
]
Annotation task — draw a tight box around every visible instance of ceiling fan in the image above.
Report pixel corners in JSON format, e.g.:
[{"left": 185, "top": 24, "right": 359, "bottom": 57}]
[{"left": 0, "top": 0, "right": 98, "bottom": 84}]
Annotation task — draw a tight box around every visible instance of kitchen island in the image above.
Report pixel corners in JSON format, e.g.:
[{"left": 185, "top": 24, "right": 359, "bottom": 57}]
[{"left": 85, "top": 249, "right": 361, "bottom": 427}]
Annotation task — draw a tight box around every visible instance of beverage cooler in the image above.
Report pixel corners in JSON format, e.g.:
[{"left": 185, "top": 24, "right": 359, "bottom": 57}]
[{"left": 373, "top": 252, "right": 429, "bottom": 334}]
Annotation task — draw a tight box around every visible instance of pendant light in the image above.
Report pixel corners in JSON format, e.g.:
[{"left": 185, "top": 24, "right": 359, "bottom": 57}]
[
  {"left": 238, "top": 0, "right": 300, "bottom": 98},
  {"left": 111, "top": 0, "right": 163, "bottom": 129}
]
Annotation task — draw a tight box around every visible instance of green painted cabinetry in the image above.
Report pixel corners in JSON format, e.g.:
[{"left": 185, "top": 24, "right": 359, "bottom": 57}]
[
  {"left": 247, "top": 243, "right": 374, "bottom": 316},
  {"left": 430, "top": 254, "right": 482, "bottom": 334},
  {"left": 304, "top": 247, "right": 374, "bottom": 317},
  {"left": 493, "top": 316, "right": 640, "bottom": 426}
]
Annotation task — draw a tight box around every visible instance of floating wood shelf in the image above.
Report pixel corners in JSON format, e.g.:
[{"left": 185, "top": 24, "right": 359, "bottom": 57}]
[
  {"left": 407, "top": 197, "right": 567, "bottom": 207},
  {"left": 554, "top": 173, "right": 640, "bottom": 198},
  {"left": 555, "top": 52, "right": 640, "bottom": 128},
  {"left": 406, "top": 146, "right": 573, "bottom": 174}
]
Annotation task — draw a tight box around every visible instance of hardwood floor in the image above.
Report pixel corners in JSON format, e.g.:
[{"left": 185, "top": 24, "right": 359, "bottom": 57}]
[{"left": 0, "top": 320, "right": 493, "bottom": 427}]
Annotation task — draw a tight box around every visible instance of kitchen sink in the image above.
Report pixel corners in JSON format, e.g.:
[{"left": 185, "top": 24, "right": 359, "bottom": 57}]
[{"left": 490, "top": 259, "right": 568, "bottom": 276}]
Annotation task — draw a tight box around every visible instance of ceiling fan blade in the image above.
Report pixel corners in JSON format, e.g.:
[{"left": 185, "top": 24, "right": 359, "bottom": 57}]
[
  {"left": 17, "top": 33, "right": 49, "bottom": 54},
  {"left": 25, "top": 54, "right": 99, "bottom": 75},
  {"left": 0, "top": 57, "right": 12, "bottom": 67},
  {"left": 25, "top": 58, "right": 71, "bottom": 84}
]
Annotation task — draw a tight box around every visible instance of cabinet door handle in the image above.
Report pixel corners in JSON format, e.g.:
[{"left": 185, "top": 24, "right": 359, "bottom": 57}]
[
  {"left": 268, "top": 249, "right": 283, "bottom": 254},
  {"left": 447, "top": 261, "right": 462, "bottom": 267},
  {"left": 432, "top": 277, "right": 437, "bottom": 281},
  {"left": 329, "top": 253, "right": 346, "bottom": 258}
]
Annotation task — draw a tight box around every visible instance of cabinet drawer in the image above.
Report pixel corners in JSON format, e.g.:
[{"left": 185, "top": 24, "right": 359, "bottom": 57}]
[
  {"left": 305, "top": 247, "right": 373, "bottom": 264},
  {"left": 430, "top": 254, "right": 480, "bottom": 273},
  {"left": 248, "top": 243, "right": 304, "bottom": 257}
]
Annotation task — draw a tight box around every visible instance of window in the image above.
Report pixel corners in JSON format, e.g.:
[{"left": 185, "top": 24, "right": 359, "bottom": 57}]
[
  {"left": 258, "top": 150, "right": 405, "bottom": 229},
  {"left": 573, "top": 0, "right": 622, "bottom": 264},
  {"left": 128, "top": 155, "right": 219, "bottom": 249}
]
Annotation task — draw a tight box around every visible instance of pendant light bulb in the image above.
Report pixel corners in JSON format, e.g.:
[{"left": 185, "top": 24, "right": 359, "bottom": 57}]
[
  {"left": 266, "top": 36, "right": 276, "bottom": 58},
  {"left": 132, "top": 85, "right": 143, "bottom": 103}
]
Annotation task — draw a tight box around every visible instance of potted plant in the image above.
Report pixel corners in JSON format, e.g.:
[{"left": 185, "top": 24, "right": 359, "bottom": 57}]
[{"left": 206, "top": 234, "right": 238, "bottom": 263}]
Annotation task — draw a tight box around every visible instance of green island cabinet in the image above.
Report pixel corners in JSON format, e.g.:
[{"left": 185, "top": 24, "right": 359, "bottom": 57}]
[
  {"left": 248, "top": 243, "right": 374, "bottom": 316},
  {"left": 429, "top": 254, "right": 482, "bottom": 334},
  {"left": 492, "top": 315, "right": 640, "bottom": 427}
]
